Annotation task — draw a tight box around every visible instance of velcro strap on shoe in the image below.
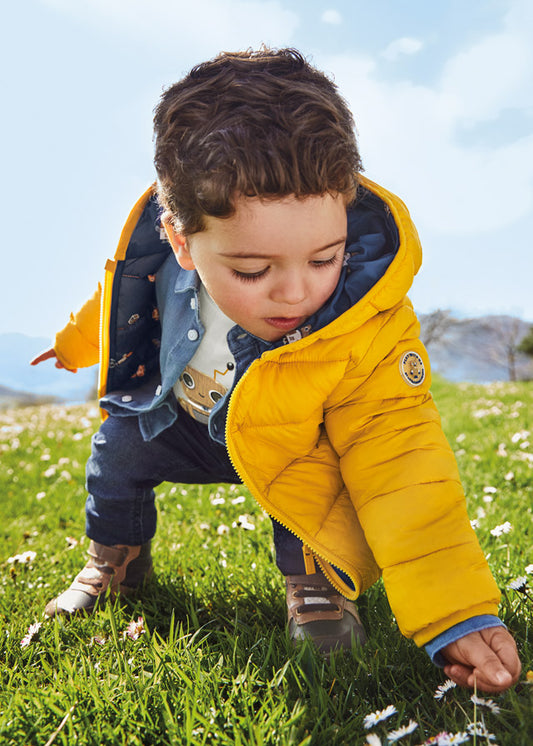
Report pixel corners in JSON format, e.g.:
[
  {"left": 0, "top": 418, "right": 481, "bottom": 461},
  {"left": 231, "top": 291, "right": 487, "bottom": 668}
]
[
  {"left": 70, "top": 576, "right": 108, "bottom": 596},
  {"left": 286, "top": 573, "right": 346, "bottom": 623},
  {"left": 88, "top": 541, "right": 132, "bottom": 567}
]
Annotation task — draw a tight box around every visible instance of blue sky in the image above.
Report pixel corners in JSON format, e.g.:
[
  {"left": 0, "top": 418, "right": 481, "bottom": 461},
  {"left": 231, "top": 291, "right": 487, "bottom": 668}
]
[{"left": 2, "top": 0, "right": 532, "bottom": 339}]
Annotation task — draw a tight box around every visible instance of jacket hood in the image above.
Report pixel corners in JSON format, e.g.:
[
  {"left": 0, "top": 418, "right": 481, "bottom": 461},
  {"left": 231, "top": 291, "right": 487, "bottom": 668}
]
[{"left": 344, "top": 176, "right": 422, "bottom": 315}]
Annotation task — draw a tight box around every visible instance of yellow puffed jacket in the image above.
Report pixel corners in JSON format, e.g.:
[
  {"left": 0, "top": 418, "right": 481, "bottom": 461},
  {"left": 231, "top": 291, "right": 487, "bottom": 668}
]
[{"left": 53, "top": 176, "right": 500, "bottom": 646}]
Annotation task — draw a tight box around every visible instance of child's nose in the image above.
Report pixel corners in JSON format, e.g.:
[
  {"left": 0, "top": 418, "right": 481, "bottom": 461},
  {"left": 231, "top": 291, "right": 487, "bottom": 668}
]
[{"left": 270, "top": 272, "right": 306, "bottom": 305}]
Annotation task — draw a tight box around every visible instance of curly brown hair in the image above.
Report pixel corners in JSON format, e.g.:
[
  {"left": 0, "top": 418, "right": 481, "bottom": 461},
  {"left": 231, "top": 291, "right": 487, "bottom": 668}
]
[{"left": 153, "top": 47, "right": 362, "bottom": 235}]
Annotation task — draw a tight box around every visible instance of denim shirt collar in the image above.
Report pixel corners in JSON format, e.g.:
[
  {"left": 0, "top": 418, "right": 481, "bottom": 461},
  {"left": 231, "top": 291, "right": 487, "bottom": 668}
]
[{"left": 173, "top": 264, "right": 201, "bottom": 295}]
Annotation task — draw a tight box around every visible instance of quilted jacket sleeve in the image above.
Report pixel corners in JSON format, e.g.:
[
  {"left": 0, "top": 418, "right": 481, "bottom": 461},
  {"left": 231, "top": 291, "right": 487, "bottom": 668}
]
[
  {"left": 53, "top": 285, "right": 101, "bottom": 370},
  {"left": 324, "top": 303, "right": 501, "bottom": 646}
]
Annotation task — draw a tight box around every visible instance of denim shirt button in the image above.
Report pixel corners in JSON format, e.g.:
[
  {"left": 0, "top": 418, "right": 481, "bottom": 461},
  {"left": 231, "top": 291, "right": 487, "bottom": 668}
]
[
  {"left": 155, "top": 385, "right": 162, "bottom": 396},
  {"left": 121, "top": 395, "right": 133, "bottom": 402},
  {"left": 190, "top": 297, "right": 197, "bottom": 310},
  {"left": 187, "top": 329, "right": 199, "bottom": 341}
]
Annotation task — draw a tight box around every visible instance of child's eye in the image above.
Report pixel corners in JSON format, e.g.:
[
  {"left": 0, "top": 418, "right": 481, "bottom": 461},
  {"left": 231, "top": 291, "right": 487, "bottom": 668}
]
[
  {"left": 231, "top": 268, "right": 269, "bottom": 282},
  {"left": 311, "top": 254, "right": 339, "bottom": 269}
]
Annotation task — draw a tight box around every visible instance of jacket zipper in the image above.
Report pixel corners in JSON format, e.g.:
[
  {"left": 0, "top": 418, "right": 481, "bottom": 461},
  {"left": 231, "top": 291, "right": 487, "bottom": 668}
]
[{"left": 224, "top": 357, "right": 358, "bottom": 599}]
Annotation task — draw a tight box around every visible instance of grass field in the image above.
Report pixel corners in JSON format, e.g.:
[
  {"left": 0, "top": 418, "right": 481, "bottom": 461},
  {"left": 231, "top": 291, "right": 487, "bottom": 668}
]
[{"left": 0, "top": 377, "right": 531, "bottom": 745}]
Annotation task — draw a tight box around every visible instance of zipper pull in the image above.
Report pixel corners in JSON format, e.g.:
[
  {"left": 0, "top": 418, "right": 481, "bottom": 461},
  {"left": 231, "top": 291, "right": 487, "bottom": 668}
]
[{"left": 302, "top": 545, "right": 317, "bottom": 575}]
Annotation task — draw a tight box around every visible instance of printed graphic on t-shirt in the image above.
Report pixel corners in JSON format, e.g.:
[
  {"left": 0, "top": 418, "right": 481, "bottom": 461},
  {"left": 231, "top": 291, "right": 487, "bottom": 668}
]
[
  {"left": 173, "top": 284, "right": 236, "bottom": 424},
  {"left": 177, "top": 363, "right": 234, "bottom": 424}
]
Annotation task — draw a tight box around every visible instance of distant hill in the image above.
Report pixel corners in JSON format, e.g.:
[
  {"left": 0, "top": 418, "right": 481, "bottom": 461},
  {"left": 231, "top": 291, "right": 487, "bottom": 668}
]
[
  {"left": 0, "top": 333, "right": 96, "bottom": 404},
  {"left": 1, "top": 315, "right": 532, "bottom": 407},
  {"left": 419, "top": 313, "right": 533, "bottom": 383},
  {"left": 0, "top": 383, "right": 61, "bottom": 408}
]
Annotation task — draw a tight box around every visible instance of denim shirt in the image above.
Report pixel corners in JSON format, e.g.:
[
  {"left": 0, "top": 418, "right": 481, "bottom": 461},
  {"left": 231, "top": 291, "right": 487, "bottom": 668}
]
[{"left": 100, "top": 256, "right": 278, "bottom": 444}]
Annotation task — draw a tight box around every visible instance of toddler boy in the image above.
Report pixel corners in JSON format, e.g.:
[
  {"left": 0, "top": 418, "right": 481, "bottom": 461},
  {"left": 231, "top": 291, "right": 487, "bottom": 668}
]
[{"left": 33, "top": 48, "right": 520, "bottom": 693}]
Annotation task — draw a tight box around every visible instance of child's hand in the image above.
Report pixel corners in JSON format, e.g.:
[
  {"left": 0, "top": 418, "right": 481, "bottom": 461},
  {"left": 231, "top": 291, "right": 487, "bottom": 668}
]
[
  {"left": 30, "top": 348, "right": 78, "bottom": 373},
  {"left": 442, "top": 627, "right": 521, "bottom": 693}
]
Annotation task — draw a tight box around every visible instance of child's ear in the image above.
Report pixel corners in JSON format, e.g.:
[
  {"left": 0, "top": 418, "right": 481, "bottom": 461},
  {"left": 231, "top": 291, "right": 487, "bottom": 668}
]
[{"left": 162, "top": 220, "right": 196, "bottom": 271}]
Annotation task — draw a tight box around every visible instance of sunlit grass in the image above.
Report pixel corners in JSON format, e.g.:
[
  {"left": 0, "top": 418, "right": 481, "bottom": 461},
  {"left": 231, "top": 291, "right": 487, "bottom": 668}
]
[{"left": 0, "top": 379, "right": 531, "bottom": 745}]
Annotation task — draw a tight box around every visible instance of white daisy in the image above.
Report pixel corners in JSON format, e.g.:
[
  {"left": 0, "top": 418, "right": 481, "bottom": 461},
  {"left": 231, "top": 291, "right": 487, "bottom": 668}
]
[
  {"left": 237, "top": 515, "right": 255, "bottom": 530},
  {"left": 467, "top": 722, "right": 497, "bottom": 740},
  {"left": 20, "top": 621, "right": 42, "bottom": 648},
  {"left": 126, "top": 616, "right": 145, "bottom": 640},
  {"left": 7, "top": 550, "right": 37, "bottom": 564},
  {"left": 508, "top": 576, "right": 528, "bottom": 593},
  {"left": 470, "top": 694, "right": 501, "bottom": 714},
  {"left": 363, "top": 704, "right": 397, "bottom": 729},
  {"left": 387, "top": 719, "right": 418, "bottom": 741},
  {"left": 424, "top": 733, "right": 469, "bottom": 745},
  {"left": 434, "top": 679, "right": 457, "bottom": 700},
  {"left": 490, "top": 521, "right": 512, "bottom": 537},
  {"left": 365, "top": 735, "right": 382, "bottom": 746}
]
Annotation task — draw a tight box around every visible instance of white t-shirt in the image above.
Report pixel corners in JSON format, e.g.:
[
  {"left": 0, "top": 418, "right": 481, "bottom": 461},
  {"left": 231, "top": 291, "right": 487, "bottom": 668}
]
[{"left": 173, "top": 285, "right": 236, "bottom": 424}]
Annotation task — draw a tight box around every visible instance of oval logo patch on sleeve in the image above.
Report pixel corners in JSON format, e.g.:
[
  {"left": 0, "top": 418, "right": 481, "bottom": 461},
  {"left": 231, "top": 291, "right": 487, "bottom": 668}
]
[{"left": 399, "top": 351, "right": 425, "bottom": 386}]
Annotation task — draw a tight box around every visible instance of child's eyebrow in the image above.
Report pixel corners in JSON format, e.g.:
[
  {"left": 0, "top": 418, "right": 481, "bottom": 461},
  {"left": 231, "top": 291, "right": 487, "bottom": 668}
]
[{"left": 222, "top": 236, "right": 347, "bottom": 259}]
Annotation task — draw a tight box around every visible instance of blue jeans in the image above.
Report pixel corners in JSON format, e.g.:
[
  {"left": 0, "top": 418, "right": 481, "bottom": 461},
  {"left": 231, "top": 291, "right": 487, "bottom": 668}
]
[{"left": 85, "top": 410, "right": 307, "bottom": 574}]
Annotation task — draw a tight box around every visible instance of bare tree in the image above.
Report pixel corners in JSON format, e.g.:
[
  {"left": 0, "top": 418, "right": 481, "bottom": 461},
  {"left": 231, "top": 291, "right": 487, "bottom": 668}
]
[
  {"left": 476, "top": 316, "right": 527, "bottom": 382},
  {"left": 419, "top": 309, "right": 455, "bottom": 348}
]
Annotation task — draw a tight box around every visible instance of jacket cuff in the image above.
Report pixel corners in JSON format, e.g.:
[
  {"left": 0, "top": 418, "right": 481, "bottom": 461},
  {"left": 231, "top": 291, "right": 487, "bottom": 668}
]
[{"left": 425, "top": 615, "right": 505, "bottom": 667}]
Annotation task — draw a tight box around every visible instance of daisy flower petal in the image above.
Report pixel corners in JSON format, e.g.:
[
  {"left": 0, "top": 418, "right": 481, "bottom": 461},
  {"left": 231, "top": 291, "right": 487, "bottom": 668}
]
[
  {"left": 508, "top": 576, "right": 528, "bottom": 592},
  {"left": 387, "top": 719, "right": 418, "bottom": 741},
  {"left": 20, "top": 621, "right": 42, "bottom": 648},
  {"left": 434, "top": 679, "right": 457, "bottom": 700},
  {"left": 126, "top": 616, "right": 145, "bottom": 640},
  {"left": 363, "top": 704, "right": 397, "bottom": 729},
  {"left": 470, "top": 694, "right": 501, "bottom": 714}
]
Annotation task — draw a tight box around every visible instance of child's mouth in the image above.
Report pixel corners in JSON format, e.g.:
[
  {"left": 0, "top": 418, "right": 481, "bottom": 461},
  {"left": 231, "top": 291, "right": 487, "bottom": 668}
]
[{"left": 264, "top": 316, "right": 305, "bottom": 331}]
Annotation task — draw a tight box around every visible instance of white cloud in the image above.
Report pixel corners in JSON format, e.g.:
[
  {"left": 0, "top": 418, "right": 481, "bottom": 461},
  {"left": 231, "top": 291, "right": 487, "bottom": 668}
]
[
  {"left": 381, "top": 37, "right": 423, "bottom": 62},
  {"left": 39, "top": 0, "right": 299, "bottom": 54},
  {"left": 440, "top": 25, "right": 532, "bottom": 125},
  {"left": 319, "top": 0, "right": 533, "bottom": 236},
  {"left": 321, "top": 9, "right": 342, "bottom": 25}
]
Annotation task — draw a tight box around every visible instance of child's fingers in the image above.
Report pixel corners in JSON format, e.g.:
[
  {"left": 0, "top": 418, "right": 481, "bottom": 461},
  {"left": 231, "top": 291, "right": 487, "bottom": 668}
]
[
  {"left": 30, "top": 348, "right": 78, "bottom": 373},
  {"left": 444, "top": 661, "right": 511, "bottom": 693},
  {"left": 54, "top": 360, "right": 78, "bottom": 372},
  {"left": 480, "top": 627, "right": 521, "bottom": 682},
  {"left": 443, "top": 663, "right": 473, "bottom": 689},
  {"left": 442, "top": 629, "right": 520, "bottom": 693},
  {"left": 30, "top": 348, "right": 57, "bottom": 365}
]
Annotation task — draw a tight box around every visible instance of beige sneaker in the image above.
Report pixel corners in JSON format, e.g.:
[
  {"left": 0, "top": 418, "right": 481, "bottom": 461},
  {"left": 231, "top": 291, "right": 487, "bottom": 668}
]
[
  {"left": 286, "top": 572, "right": 366, "bottom": 654},
  {"left": 44, "top": 540, "right": 153, "bottom": 617}
]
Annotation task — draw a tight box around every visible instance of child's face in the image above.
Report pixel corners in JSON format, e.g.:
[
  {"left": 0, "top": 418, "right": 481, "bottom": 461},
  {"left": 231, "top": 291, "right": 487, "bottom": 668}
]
[{"left": 165, "top": 193, "right": 347, "bottom": 342}]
